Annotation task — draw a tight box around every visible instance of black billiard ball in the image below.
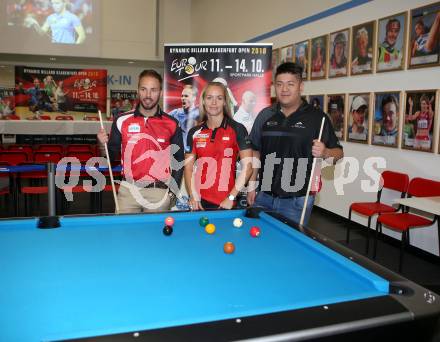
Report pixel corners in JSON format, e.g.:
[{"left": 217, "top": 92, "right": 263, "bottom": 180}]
[{"left": 163, "top": 225, "right": 173, "bottom": 236}]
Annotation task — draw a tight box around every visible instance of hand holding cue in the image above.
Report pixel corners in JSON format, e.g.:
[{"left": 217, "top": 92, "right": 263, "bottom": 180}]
[
  {"left": 300, "top": 117, "right": 325, "bottom": 226},
  {"left": 98, "top": 110, "right": 120, "bottom": 213}
]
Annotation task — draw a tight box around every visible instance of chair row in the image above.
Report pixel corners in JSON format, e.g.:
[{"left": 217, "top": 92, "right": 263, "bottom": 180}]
[
  {"left": 0, "top": 144, "right": 100, "bottom": 164},
  {"left": 347, "top": 171, "right": 440, "bottom": 272}
]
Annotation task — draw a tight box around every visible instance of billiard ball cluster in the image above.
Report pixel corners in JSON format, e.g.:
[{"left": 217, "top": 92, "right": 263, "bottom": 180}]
[
  {"left": 197, "top": 215, "right": 261, "bottom": 254},
  {"left": 163, "top": 216, "right": 175, "bottom": 236}
]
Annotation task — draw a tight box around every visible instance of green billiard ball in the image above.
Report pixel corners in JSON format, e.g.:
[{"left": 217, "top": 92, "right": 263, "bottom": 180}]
[{"left": 199, "top": 216, "right": 209, "bottom": 227}]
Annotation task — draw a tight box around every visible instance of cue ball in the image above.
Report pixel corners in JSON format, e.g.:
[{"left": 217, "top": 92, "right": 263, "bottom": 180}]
[
  {"left": 205, "top": 223, "right": 216, "bottom": 234},
  {"left": 233, "top": 218, "right": 243, "bottom": 228},
  {"left": 163, "top": 225, "right": 173, "bottom": 236},
  {"left": 199, "top": 216, "right": 209, "bottom": 227},
  {"left": 250, "top": 226, "right": 261, "bottom": 237},
  {"left": 223, "top": 242, "right": 235, "bottom": 254},
  {"left": 165, "top": 216, "right": 174, "bottom": 226}
]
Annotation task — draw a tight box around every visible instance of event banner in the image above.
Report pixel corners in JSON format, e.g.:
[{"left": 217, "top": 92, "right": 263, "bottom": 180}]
[
  {"left": 15, "top": 66, "right": 107, "bottom": 120},
  {"left": 110, "top": 90, "right": 138, "bottom": 119},
  {"left": 0, "top": 87, "right": 16, "bottom": 120},
  {"left": 164, "top": 43, "right": 272, "bottom": 138}
]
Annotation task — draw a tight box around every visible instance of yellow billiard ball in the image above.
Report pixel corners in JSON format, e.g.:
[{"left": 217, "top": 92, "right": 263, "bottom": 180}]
[{"left": 205, "top": 223, "right": 216, "bottom": 234}]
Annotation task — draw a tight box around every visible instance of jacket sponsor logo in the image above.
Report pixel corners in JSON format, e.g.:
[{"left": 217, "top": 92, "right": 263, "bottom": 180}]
[
  {"left": 196, "top": 133, "right": 210, "bottom": 139},
  {"left": 222, "top": 136, "right": 230, "bottom": 141},
  {"left": 128, "top": 124, "right": 141, "bottom": 133},
  {"left": 157, "top": 138, "right": 166, "bottom": 143},
  {"left": 266, "top": 121, "right": 278, "bottom": 126},
  {"left": 293, "top": 121, "right": 306, "bottom": 129}
]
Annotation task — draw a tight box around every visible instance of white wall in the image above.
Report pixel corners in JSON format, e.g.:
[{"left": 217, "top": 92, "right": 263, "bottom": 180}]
[
  {"left": 102, "top": 0, "right": 157, "bottom": 60},
  {"left": 190, "top": 0, "right": 440, "bottom": 255}
]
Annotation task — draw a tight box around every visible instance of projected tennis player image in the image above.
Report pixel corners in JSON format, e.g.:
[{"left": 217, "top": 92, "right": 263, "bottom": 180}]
[{"left": 7, "top": 0, "right": 93, "bottom": 44}]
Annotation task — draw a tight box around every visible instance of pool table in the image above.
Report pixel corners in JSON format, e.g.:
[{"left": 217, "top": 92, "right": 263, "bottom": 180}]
[{"left": 1, "top": 208, "right": 439, "bottom": 341}]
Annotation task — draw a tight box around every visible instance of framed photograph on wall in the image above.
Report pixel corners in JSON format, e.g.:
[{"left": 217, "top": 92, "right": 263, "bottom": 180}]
[
  {"left": 327, "top": 94, "right": 346, "bottom": 140},
  {"left": 348, "top": 93, "right": 370, "bottom": 143},
  {"left": 310, "top": 35, "right": 328, "bottom": 80},
  {"left": 377, "top": 12, "right": 407, "bottom": 72},
  {"left": 351, "top": 21, "right": 376, "bottom": 75},
  {"left": 280, "top": 44, "right": 294, "bottom": 63},
  {"left": 372, "top": 92, "right": 401, "bottom": 147},
  {"left": 272, "top": 48, "right": 280, "bottom": 80},
  {"left": 403, "top": 90, "right": 436, "bottom": 152},
  {"left": 408, "top": 2, "right": 440, "bottom": 69},
  {"left": 329, "top": 28, "right": 349, "bottom": 77},
  {"left": 295, "top": 40, "right": 309, "bottom": 80},
  {"left": 309, "top": 95, "right": 325, "bottom": 112}
]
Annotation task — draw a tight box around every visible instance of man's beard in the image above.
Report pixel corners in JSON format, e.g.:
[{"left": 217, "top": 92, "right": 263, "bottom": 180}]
[{"left": 140, "top": 97, "right": 159, "bottom": 111}]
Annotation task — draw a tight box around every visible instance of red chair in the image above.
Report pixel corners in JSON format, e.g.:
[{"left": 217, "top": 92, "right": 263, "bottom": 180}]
[
  {"left": 36, "top": 144, "right": 64, "bottom": 154},
  {"left": 55, "top": 115, "right": 74, "bottom": 120},
  {"left": 0, "top": 151, "right": 29, "bottom": 165},
  {"left": 59, "top": 152, "right": 95, "bottom": 214},
  {"left": 33, "top": 151, "right": 63, "bottom": 164},
  {"left": 8, "top": 145, "right": 33, "bottom": 160},
  {"left": 0, "top": 162, "right": 10, "bottom": 200},
  {"left": 66, "top": 144, "right": 94, "bottom": 154},
  {"left": 39, "top": 115, "right": 52, "bottom": 120},
  {"left": 84, "top": 116, "right": 100, "bottom": 121},
  {"left": 66, "top": 151, "right": 94, "bottom": 162},
  {"left": 346, "top": 170, "right": 409, "bottom": 254},
  {"left": 376, "top": 177, "right": 440, "bottom": 272}
]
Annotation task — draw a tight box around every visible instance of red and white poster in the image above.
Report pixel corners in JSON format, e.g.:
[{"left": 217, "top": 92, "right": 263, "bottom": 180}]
[
  {"left": 164, "top": 43, "right": 272, "bottom": 139},
  {"left": 110, "top": 90, "right": 138, "bottom": 120},
  {"left": 0, "top": 87, "right": 17, "bottom": 120},
  {"left": 14, "top": 66, "right": 107, "bottom": 120}
]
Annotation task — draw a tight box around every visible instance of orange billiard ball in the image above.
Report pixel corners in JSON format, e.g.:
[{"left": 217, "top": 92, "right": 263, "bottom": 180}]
[
  {"left": 165, "top": 216, "right": 175, "bottom": 226},
  {"left": 223, "top": 242, "right": 235, "bottom": 254}
]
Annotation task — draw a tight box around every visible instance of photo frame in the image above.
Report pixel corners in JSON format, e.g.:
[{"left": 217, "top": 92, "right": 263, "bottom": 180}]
[
  {"left": 372, "top": 92, "right": 401, "bottom": 147},
  {"left": 280, "top": 44, "right": 294, "bottom": 63},
  {"left": 351, "top": 21, "right": 376, "bottom": 75},
  {"left": 408, "top": 2, "right": 440, "bottom": 69},
  {"left": 310, "top": 35, "right": 328, "bottom": 80},
  {"left": 309, "top": 95, "right": 325, "bottom": 112},
  {"left": 294, "top": 40, "right": 309, "bottom": 80},
  {"left": 329, "top": 28, "right": 350, "bottom": 78},
  {"left": 348, "top": 93, "right": 370, "bottom": 143},
  {"left": 327, "top": 94, "right": 346, "bottom": 140},
  {"left": 376, "top": 12, "right": 407, "bottom": 72},
  {"left": 403, "top": 90, "right": 436, "bottom": 152}
]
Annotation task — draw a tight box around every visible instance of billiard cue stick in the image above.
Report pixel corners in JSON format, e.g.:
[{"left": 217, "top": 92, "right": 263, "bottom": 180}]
[
  {"left": 98, "top": 110, "right": 120, "bottom": 213},
  {"left": 299, "top": 117, "right": 326, "bottom": 226}
]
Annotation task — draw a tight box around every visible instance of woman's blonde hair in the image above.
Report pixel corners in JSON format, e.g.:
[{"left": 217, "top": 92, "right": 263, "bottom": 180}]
[{"left": 198, "top": 81, "right": 233, "bottom": 121}]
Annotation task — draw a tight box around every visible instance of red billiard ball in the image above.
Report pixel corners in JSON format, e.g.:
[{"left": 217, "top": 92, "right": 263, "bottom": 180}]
[
  {"left": 223, "top": 242, "right": 235, "bottom": 254},
  {"left": 165, "top": 216, "right": 174, "bottom": 226},
  {"left": 250, "top": 226, "right": 261, "bottom": 237}
]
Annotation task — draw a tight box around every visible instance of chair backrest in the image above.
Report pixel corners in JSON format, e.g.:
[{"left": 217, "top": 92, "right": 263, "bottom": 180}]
[
  {"left": 8, "top": 145, "right": 33, "bottom": 159},
  {"left": 55, "top": 115, "right": 74, "bottom": 120},
  {"left": 33, "top": 151, "right": 63, "bottom": 163},
  {"left": 381, "top": 171, "right": 409, "bottom": 193},
  {"left": 66, "top": 144, "right": 93, "bottom": 153},
  {"left": 36, "top": 144, "right": 64, "bottom": 154},
  {"left": 66, "top": 151, "right": 94, "bottom": 163},
  {"left": 0, "top": 151, "right": 28, "bottom": 165},
  {"left": 408, "top": 178, "right": 440, "bottom": 198},
  {"left": 39, "top": 115, "right": 51, "bottom": 120}
]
